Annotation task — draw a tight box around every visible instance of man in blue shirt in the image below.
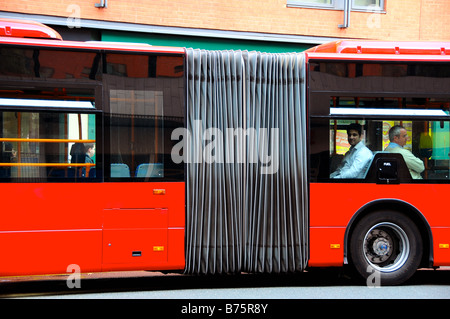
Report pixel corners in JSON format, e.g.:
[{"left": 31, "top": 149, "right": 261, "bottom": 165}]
[{"left": 330, "top": 123, "right": 373, "bottom": 179}]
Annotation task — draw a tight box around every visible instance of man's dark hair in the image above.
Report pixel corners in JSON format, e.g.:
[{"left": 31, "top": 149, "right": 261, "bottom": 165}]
[
  {"left": 347, "top": 123, "right": 362, "bottom": 136},
  {"left": 84, "top": 143, "right": 95, "bottom": 152}
]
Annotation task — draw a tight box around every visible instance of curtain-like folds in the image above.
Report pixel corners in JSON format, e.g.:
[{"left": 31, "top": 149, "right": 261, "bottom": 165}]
[{"left": 184, "top": 49, "right": 308, "bottom": 274}]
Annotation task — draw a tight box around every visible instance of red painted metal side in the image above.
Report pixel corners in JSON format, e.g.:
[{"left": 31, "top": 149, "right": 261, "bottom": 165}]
[
  {"left": 0, "top": 18, "right": 62, "bottom": 40},
  {"left": 0, "top": 33, "right": 185, "bottom": 55},
  {"left": 2, "top": 21, "right": 450, "bottom": 274},
  {"left": 308, "top": 183, "right": 450, "bottom": 267},
  {"left": 305, "top": 40, "right": 450, "bottom": 63},
  {"left": 306, "top": 40, "right": 450, "bottom": 55},
  {"left": 305, "top": 43, "right": 450, "bottom": 269},
  {"left": 0, "top": 182, "right": 185, "bottom": 276},
  {"left": 0, "top": 18, "right": 184, "bottom": 54}
]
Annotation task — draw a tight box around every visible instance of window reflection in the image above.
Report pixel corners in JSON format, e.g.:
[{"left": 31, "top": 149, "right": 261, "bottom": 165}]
[{"left": 104, "top": 53, "right": 185, "bottom": 181}]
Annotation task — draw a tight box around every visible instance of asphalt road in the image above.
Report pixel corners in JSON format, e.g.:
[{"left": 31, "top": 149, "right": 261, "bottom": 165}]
[{"left": 1, "top": 267, "right": 449, "bottom": 300}]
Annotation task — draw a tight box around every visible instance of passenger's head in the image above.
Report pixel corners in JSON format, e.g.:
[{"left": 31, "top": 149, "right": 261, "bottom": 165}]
[
  {"left": 389, "top": 125, "right": 408, "bottom": 147},
  {"left": 347, "top": 123, "right": 363, "bottom": 147},
  {"left": 84, "top": 143, "right": 96, "bottom": 157}
]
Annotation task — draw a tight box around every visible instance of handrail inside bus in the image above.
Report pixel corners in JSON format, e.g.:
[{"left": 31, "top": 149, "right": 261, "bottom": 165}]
[
  {"left": 0, "top": 163, "right": 95, "bottom": 167},
  {"left": 0, "top": 162, "right": 96, "bottom": 178}
]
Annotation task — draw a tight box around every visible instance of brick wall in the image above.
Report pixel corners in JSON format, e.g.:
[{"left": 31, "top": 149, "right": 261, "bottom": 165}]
[{"left": 1, "top": 0, "right": 450, "bottom": 41}]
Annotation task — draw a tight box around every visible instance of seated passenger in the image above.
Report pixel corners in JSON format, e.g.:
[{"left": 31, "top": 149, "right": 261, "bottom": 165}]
[
  {"left": 330, "top": 123, "right": 373, "bottom": 179},
  {"left": 84, "top": 143, "right": 95, "bottom": 164},
  {"left": 384, "top": 125, "right": 424, "bottom": 179},
  {"left": 70, "top": 143, "right": 85, "bottom": 164},
  {"left": 83, "top": 143, "right": 96, "bottom": 177}
]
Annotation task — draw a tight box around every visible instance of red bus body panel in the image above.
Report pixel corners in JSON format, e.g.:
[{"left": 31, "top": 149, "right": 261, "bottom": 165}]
[
  {"left": 306, "top": 42, "right": 450, "bottom": 268},
  {"left": 0, "top": 182, "right": 185, "bottom": 276},
  {"left": 309, "top": 183, "right": 450, "bottom": 267},
  {"left": 0, "top": 19, "right": 62, "bottom": 40},
  {"left": 306, "top": 40, "right": 450, "bottom": 55},
  {"left": 306, "top": 41, "right": 450, "bottom": 63},
  {"left": 0, "top": 25, "right": 186, "bottom": 276},
  {"left": 2, "top": 30, "right": 450, "bottom": 276}
]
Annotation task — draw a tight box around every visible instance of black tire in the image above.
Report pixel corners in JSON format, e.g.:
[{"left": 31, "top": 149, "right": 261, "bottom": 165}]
[{"left": 349, "top": 210, "right": 423, "bottom": 286}]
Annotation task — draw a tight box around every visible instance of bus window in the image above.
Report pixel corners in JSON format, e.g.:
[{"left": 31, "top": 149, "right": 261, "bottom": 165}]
[
  {"left": 108, "top": 89, "right": 164, "bottom": 179},
  {"left": 0, "top": 47, "right": 101, "bottom": 80},
  {"left": 104, "top": 53, "right": 185, "bottom": 181},
  {"left": 310, "top": 118, "right": 450, "bottom": 182},
  {"left": 0, "top": 111, "right": 97, "bottom": 181},
  {"left": 328, "top": 120, "right": 373, "bottom": 179}
]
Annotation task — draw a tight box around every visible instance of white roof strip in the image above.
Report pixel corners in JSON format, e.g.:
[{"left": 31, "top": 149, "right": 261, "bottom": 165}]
[
  {"left": 0, "top": 98, "right": 94, "bottom": 109},
  {"left": 330, "top": 107, "right": 449, "bottom": 117}
]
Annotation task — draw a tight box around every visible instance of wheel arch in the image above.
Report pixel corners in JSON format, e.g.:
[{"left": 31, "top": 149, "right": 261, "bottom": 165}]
[{"left": 344, "top": 198, "right": 433, "bottom": 268}]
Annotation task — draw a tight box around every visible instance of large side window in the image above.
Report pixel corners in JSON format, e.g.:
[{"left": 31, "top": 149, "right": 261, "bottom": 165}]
[
  {"left": 0, "top": 110, "right": 97, "bottom": 181},
  {"left": 0, "top": 81, "right": 99, "bottom": 182},
  {"left": 0, "top": 47, "right": 101, "bottom": 81},
  {"left": 104, "top": 53, "right": 185, "bottom": 181},
  {"left": 0, "top": 46, "right": 104, "bottom": 182},
  {"left": 310, "top": 96, "right": 450, "bottom": 182},
  {"left": 108, "top": 89, "right": 164, "bottom": 179}
]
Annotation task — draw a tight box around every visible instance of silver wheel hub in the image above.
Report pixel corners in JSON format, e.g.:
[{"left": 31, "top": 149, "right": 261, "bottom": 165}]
[
  {"left": 363, "top": 222, "right": 410, "bottom": 273},
  {"left": 373, "top": 236, "right": 391, "bottom": 256}
]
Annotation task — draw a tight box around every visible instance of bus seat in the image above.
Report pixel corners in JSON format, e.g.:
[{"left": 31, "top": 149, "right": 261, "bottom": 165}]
[
  {"left": 364, "top": 152, "right": 412, "bottom": 183},
  {"left": 361, "top": 151, "right": 382, "bottom": 179},
  {"left": 135, "top": 163, "right": 163, "bottom": 178},
  {"left": 87, "top": 167, "right": 96, "bottom": 178},
  {"left": 111, "top": 163, "right": 130, "bottom": 177},
  {"left": 329, "top": 153, "right": 344, "bottom": 173}
]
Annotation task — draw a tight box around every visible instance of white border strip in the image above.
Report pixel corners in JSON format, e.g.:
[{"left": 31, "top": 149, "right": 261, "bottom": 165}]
[
  {"left": 0, "top": 98, "right": 95, "bottom": 109},
  {"left": 331, "top": 107, "right": 449, "bottom": 116}
]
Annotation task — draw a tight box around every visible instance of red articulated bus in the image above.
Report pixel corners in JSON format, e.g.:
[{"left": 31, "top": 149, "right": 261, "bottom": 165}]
[{"left": 0, "top": 19, "right": 449, "bottom": 285}]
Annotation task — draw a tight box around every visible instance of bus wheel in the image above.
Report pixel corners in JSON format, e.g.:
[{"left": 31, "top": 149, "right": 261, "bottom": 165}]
[{"left": 349, "top": 211, "right": 422, "bottom": 286}]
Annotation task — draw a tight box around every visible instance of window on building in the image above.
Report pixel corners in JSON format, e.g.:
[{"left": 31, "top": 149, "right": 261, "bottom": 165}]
[
  {"left": 287, "top": 0, "right": 333, "bottom": 9},
  {"left": 353, "top": 0, "right": 383, "bottom": 10},
  {"left": 287, "top": 0, "right": 384, "bottom": 11}
]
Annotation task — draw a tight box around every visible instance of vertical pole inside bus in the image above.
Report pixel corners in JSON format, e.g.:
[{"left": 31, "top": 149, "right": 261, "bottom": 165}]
[{"left": 17, "top": 112, "right": 21, "bottom": 177}]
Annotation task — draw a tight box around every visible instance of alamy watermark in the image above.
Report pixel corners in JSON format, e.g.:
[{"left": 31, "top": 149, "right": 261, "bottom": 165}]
[
  {"left": 366, "top": 265, "right": 381, "bottom": 288},
  {"left": 171, "top": 120, "right": 279, "bottom": 174},
  {"left": 66, "top": 264, "right": 81, "bottom": 289},
  {"left": 66, "top": 4, "right": 81, "bottom": 29},
  {"left": 366, "top": 4, "right": 382, "bottom": 30}
]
